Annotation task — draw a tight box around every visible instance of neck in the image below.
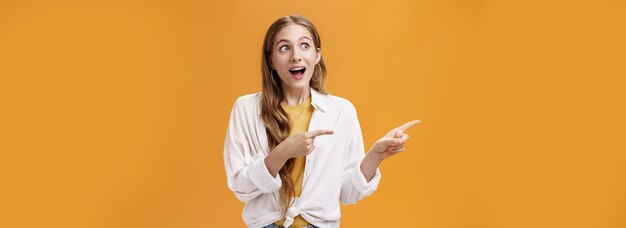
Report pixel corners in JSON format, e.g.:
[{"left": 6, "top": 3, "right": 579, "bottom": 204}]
[{"left": 282, "top": 85, "right": 311, "bottom": 106}]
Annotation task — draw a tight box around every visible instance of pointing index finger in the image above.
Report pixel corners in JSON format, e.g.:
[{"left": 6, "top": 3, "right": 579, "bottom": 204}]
[
  {"left": 396, "top": 120, "right": 421, "bottom": 133},
  {"left": 307, "top": 129, "right": 334, "bottom": 138}
]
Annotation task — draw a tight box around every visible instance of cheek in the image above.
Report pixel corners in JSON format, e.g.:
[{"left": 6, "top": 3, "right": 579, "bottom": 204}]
[
  {"left": 305, "top": 51, "right": 318, "bottom": 61},
  {"left": 272, "top": 56, "right": 286, "bottom": 68}
]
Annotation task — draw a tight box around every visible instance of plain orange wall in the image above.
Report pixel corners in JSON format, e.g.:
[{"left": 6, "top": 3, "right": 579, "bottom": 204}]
[{"left": 1, "top": 0, "right": 625, "bottom": 227}]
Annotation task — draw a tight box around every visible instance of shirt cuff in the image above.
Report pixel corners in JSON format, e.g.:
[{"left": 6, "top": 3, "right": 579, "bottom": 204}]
[
  {"left": 249, "top": 152, "right": 282, "bottom": 193},
  {"left": 350, "top": 166, "right": 382, "bottom": 196}
]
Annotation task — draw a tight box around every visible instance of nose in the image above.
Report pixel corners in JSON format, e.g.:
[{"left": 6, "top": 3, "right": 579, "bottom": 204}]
[{"left": 290, "top": 49, "right": 302, "bottom": 62}]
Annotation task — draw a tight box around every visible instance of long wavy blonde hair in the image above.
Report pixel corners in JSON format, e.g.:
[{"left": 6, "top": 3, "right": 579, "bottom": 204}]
[{"left": 260, "top": 15, "right": 327, "bottom": 217}]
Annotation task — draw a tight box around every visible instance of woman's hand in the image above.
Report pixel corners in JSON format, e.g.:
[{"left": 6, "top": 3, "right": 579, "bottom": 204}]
[
  {"left": 369, "top": 120, "right": 421, "bottom": 160},
  {"left": 276, "top": 129, "right": 334, "bottom": 159},
  {"left": 360, "top": 120, "right": 421, "bottom": 181},
  {"left": 265, "top": 129, "right": 334, "bottom": 177}
]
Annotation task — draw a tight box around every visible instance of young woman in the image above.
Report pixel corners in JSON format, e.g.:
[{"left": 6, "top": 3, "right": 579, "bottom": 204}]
[{"left": 224, "top": 15, "right": 420, "bottom": 228}]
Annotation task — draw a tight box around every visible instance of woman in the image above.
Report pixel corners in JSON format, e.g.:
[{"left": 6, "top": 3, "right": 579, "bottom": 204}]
[{"left": 224, "top": 15, "right": 420, "bottom": 228}]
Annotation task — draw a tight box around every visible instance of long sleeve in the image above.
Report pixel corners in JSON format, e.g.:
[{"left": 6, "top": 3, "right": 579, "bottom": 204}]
[
  {"left": 339, "top": 102, "right": 382, "bottom": 205},
  {"left": 223, "top": 98, "right": 282, "bottom": 203}
]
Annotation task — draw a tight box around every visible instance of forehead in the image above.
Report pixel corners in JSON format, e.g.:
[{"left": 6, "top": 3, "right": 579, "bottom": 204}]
[{"left": 274, "top": 24, "right": 313, "bottom": 44}]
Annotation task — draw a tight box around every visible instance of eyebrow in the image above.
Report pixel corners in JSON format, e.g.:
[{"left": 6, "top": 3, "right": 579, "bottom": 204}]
[{"left": 275, "top": 36, "right": 312, "bottom": 46}]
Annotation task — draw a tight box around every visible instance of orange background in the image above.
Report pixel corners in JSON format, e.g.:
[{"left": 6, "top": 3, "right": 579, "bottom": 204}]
[{"left": 1, "top": 0, "right": 625, "bottom": 227}]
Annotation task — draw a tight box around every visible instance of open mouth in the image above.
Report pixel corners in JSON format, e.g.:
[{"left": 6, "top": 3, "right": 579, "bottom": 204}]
[{"left": 288, "top": 66, "right": 306, "bottom": 77}]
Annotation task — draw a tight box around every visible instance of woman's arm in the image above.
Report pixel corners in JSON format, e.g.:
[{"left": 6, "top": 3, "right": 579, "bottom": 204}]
[
  {"left": 360, "top": 149, "right": 384, "bottom": 182},
  {"left": 338, "top": 101, "right": 420, "bottom": 204},
  {"left": 224, "top": 99, "right": 283, "bottom": 203},
  {"left": 264, "top": 146, "right": 289, "bottom": 177},
  {"left": 339, "top": 103, "right": 384, "bottom": 205}
]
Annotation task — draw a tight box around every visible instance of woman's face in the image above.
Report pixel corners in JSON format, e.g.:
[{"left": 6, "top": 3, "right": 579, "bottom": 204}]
[{"left": 271, "top": 24, "right": 321, "bottom": 91}]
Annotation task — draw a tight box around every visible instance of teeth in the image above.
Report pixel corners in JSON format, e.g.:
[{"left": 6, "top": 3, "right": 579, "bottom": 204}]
[{"left": 290, "top": 67, "right": 305, "bottom": 71}]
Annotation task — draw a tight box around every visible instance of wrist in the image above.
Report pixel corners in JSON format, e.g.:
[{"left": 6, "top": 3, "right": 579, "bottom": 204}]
[
  {"left": 365, "top": 150, "right": 384, "bottom": 164},
  {"left": 271, "top": 144, "right": 291, "bottom": 162}
]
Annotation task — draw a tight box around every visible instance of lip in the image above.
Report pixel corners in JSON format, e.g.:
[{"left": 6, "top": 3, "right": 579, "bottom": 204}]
[
  {"left": 292, "top": 74, "right": 305, "bottom": 80},
  {"left": 289, "top": 65, "right": 306, "bottom": 70}
]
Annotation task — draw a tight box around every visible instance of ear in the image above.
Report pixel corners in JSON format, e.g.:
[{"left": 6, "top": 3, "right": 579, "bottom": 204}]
[{"left": 315, "top": 47, "right": 321, "bottom": 64}]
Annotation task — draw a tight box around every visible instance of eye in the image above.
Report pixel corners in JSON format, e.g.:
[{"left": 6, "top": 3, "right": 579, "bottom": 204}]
[
  {"left": 301, "top": 43, "right": 310, "bottom": 49},
  {"left": 279, "top": 45, "right": 289, "bottom": 52}
]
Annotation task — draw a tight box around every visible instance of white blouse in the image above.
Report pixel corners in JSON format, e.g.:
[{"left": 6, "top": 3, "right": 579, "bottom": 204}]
[{"left": 223, "top": 88, "right": 382, "bottom": 228}]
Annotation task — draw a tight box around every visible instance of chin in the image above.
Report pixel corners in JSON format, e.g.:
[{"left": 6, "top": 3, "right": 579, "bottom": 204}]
[{"left": 286, "top": 79, "right": 311, "bottom": 90}]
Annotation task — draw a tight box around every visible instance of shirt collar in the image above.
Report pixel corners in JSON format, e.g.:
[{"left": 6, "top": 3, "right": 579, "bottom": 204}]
[{"left": 310, "top": 87, "right": 328, "bottom": 113}]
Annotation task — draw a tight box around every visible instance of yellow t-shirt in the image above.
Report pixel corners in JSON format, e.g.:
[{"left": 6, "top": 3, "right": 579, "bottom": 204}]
[{"left": 274, "top": 97, "right": 314, "bottom": 227}]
